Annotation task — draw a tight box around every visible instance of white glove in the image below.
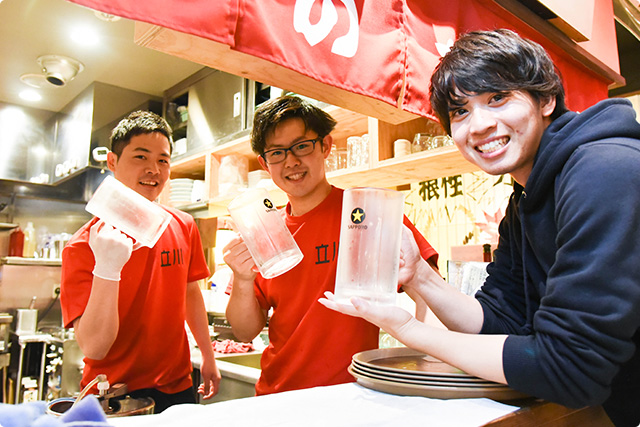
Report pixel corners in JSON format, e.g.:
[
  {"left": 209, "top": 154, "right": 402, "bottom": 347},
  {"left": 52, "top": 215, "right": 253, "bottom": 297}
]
[{"left": 89, "top": 220, "right": 133, "bottom": 282}]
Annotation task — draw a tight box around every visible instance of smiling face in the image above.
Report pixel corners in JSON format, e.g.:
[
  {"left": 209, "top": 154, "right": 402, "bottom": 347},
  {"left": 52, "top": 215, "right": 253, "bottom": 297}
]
[
  {"left": 106, "top": 132, "right": 172, "bottom": 201},
  {"left": 257, "top": 117, "right": 333, "bottom": 215},
  {"left": 448, "top": 90, "right": 555, "bottom": 186}
]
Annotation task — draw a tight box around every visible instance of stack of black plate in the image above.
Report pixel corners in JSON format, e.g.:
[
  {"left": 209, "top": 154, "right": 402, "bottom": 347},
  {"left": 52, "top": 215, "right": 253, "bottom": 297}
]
[{"left": 349, "top": 347, "right": 528, "bottom": 400}]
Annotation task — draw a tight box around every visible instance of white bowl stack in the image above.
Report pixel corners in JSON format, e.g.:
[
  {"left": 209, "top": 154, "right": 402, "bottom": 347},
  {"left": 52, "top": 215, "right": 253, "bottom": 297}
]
[{"left": 169, "top": 178, "right": 195, "bottom": 205}]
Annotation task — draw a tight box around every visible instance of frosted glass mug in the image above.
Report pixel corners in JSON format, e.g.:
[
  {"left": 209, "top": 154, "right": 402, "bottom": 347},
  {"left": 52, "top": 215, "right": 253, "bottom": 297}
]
[
  {"left": 227, "top": 188, "right": 303, "bottom": 279},
  {"left": 85, "top": 175, "right": 172, "bottom": 248},
  {"left": 334, "top": 187, "right": 405, "bottom": 305}
]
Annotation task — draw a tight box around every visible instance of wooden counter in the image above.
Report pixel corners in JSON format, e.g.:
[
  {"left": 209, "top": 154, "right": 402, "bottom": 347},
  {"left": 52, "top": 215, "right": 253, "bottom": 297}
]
[{"left": 486, "top": 399, "right": 614, "bottom": 426}]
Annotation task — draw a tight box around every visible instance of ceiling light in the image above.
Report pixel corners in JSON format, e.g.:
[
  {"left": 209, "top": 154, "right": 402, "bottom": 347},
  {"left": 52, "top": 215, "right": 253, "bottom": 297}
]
[
  {"left": 94, "top": 10, "right": 121, "bottom": 22},
  {"left": 71, "top": 26, "right": 100, "bottom": 46},
  {"left": 19, "top": 90, "right": 42, "bottom": 102},
  {"left": 37, "top": 55, "right": 85, "bottom": 87}
]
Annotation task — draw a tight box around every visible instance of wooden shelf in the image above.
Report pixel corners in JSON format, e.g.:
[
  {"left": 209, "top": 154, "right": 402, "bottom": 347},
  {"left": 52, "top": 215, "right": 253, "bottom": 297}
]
[
  {"left": 170, "top": 152, "right": 207, "bottom": 179},
  {"left": 327, "top": 146, "right": 479, "bottom": 189},
  {"left": 204, "top": 146, "right": 478, "bottom": 217},
  {"left": 164, "top": 103, "right": 477, "bottom": 219}
]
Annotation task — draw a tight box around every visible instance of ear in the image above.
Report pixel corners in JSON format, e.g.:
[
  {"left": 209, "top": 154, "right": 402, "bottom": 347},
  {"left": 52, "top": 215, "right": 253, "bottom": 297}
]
[
  {"left": 257, "top": 155, "right": 270, "bottom": 173},
  {"left": 106, "top": 151, "right": 118, "bottom": 173},
  {"left": 540, "top": 96, "right": 556, "bottom": 118},
  {"left": 321, "top": 135, "right": 333, "bottom": 160}
]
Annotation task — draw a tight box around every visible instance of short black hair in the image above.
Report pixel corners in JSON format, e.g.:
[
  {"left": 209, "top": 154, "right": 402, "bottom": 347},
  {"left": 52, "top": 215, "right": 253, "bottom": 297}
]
[
  {"left": 109, "top": 110, "right": 173, "bottom": 157},
  {"left": 251, "top": 95, "right": 337, "bottom": 155},
  {"left": 430, "top": 29, "right": 568, "bottom": 134}
]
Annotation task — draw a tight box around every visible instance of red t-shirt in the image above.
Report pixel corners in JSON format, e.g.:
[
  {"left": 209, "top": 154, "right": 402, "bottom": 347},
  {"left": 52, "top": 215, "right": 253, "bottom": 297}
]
[
  {"left": 253, "top": 187, "right": 438, "bottom": 395},
  {"left": 60, "top": 206, "right": 210, "bottom": 394}
]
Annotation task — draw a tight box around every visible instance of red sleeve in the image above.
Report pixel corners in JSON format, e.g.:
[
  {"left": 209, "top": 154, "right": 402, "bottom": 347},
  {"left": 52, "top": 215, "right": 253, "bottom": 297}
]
[
  {"left": 398, "top": 216, "right": 439, "bottom": 293},
  {"left": 60, "top": 221, "right": 97, "bottom": 329},
  {"left": 403, "top": 215, "right": 438, "bottom": 265},
  {"left": 186, "top": 215, "right": 211, "bottom": 282}
]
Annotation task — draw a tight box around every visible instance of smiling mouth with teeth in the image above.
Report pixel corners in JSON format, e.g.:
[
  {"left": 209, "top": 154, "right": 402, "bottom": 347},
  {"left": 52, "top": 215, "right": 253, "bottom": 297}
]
[
  {"left": 477, "top": 138, "right": 508, "bottom": 153},
  {"left": 286, "top": 172, "right": 306, "bottom": 181}
]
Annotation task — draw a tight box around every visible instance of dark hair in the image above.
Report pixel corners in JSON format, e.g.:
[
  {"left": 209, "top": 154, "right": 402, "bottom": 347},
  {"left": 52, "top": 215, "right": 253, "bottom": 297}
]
[
  {"left": 109, "top": 110, "right": 173, "bottom": 157},
  {"left": 251, "top": 95, "right": 337, "bottom": 155},
  {"left": 429, "top": 29, "right": 568, "bottom": 134}
]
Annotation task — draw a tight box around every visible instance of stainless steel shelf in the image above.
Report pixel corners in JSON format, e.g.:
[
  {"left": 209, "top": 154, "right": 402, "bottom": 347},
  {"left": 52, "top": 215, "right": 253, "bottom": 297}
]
[{"left": 1, "top": 257, "right": 62, "bottom": 266}]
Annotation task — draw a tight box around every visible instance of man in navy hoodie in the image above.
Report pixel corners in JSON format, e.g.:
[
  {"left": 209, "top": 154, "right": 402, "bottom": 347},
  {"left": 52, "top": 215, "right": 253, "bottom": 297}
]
[{"left": 320, "top": 29, "right": 640, "bottom": 426}]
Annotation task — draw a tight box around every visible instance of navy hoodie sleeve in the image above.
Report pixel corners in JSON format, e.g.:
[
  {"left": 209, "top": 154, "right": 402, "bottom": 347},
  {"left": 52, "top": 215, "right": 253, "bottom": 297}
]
[
  {"left": 476, "top": 189, "right": 530, "bottom": 335},
  {"left": 479, "top": 140, "right": 640, "bottom": 408}
]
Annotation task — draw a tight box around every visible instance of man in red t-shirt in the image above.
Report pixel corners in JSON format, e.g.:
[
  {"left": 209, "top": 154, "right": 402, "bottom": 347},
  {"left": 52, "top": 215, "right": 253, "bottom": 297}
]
[
  {"left": 60, "top": 111, "right": 220, "bottom": 413},
  {"left": 223, "top": 96, "right": 439, "bottom": 395}
]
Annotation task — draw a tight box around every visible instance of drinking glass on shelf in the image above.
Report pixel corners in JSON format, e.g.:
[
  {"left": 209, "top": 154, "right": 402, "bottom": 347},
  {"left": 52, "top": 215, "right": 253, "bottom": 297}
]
[
  {"left": 326, "top": 147, "right": 350, "bottom": 172},
  {"left": 394, "top": 139, "right": 412, "bottom": 157},
  {"left": 431, "top": 135, "right": 455, "bottom": 148},
  {"left": 347, "top": 135, "right": 369, "bottom": 168},
  {"left": 360, "top": 133, "right": 370, "bottom": 166},
  {"left": 336, "top": 148, "right": 348, "bottom": 170},
  {"left": 412, "top": 133, "right": 431, "bottom": 153},
  {"left": 347, "top": 136, "right": 362, "bottom": 168},
  {"left": 325, "top": 150, "right": 338, "bottom": 172}
]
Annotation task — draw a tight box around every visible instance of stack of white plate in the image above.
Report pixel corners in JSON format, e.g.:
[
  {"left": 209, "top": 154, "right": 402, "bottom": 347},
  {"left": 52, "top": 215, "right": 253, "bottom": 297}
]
[
  {"left": 169, "top": 178, "right": 194, "bottom": 205},
  {"left": 349, "top": 347, "right": 528, "bottom": 401}
]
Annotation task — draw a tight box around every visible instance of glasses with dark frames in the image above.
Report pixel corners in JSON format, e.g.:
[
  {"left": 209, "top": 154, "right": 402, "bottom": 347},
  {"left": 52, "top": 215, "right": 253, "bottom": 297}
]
[{"left": 261, "top": 138, "right": 322, "bottom": 164}]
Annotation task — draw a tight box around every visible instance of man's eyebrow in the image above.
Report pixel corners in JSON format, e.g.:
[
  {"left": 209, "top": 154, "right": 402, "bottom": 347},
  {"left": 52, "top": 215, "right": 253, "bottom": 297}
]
[
  {"left": 131, "top": 146, "right": 151, "bottom": 153},
  {"left": 131, "top": 146, "right": 171, "bottom": 158}
]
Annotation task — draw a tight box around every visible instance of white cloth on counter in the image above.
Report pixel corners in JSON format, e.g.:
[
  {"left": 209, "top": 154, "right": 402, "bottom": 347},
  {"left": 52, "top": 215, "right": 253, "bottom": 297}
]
[{"left": 109, "top": 383, "right": 518, "bottom": 427}]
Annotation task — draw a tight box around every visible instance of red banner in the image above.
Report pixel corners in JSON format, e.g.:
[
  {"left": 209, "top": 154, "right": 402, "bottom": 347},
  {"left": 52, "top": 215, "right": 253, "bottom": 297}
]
[
  {"left": 67, "top": 0, "right": 613, "bottom": 117},
  {"left": 401, "top": 0, "right": 610, "bottom": 116},
  {"left": 234, "top": 1, "right": 405, "bottom": 107}
]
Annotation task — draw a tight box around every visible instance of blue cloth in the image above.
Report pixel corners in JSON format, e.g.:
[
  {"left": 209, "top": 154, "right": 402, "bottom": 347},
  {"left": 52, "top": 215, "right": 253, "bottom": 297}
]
[
  {"left": 476, "top": 98, "right": 640, "bottom": 427},
  {"left": 0, "top": 401, "right": 47, "bottom": 427},
  {"left": 0, "top": 395, "right": 112, "bottom": 427}
]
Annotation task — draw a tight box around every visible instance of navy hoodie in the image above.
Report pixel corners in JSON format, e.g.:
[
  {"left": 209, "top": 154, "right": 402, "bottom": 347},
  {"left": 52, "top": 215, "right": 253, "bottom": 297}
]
[{"left": 475, "top": 99, "right": 640, "bottom": 426}]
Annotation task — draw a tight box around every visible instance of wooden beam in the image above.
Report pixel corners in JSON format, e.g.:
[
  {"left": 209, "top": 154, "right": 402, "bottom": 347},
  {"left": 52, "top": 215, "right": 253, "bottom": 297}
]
[{"left": 134, "top": 22, "right": 420, "bottom": 125}]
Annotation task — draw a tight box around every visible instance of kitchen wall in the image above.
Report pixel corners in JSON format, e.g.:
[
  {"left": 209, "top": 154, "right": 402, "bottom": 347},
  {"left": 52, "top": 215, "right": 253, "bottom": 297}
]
[
  {"left": 0, "top": 193, "right": 91, "bottom": 330},
  {"left": 0, "top": 198, "right": 91, "bottom": 256},
  {"left": 0, "top": 102, "right": 56, "bottom": 183}
]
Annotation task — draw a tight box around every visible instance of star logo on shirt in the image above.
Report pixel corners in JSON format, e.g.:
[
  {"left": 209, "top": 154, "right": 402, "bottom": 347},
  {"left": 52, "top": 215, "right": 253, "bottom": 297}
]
[
  {"left": 351, "top": 208, "right": 365, "bottom": 224},
  {"left": 263, "top": 198, "right": 274, "bottom": 209}
]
